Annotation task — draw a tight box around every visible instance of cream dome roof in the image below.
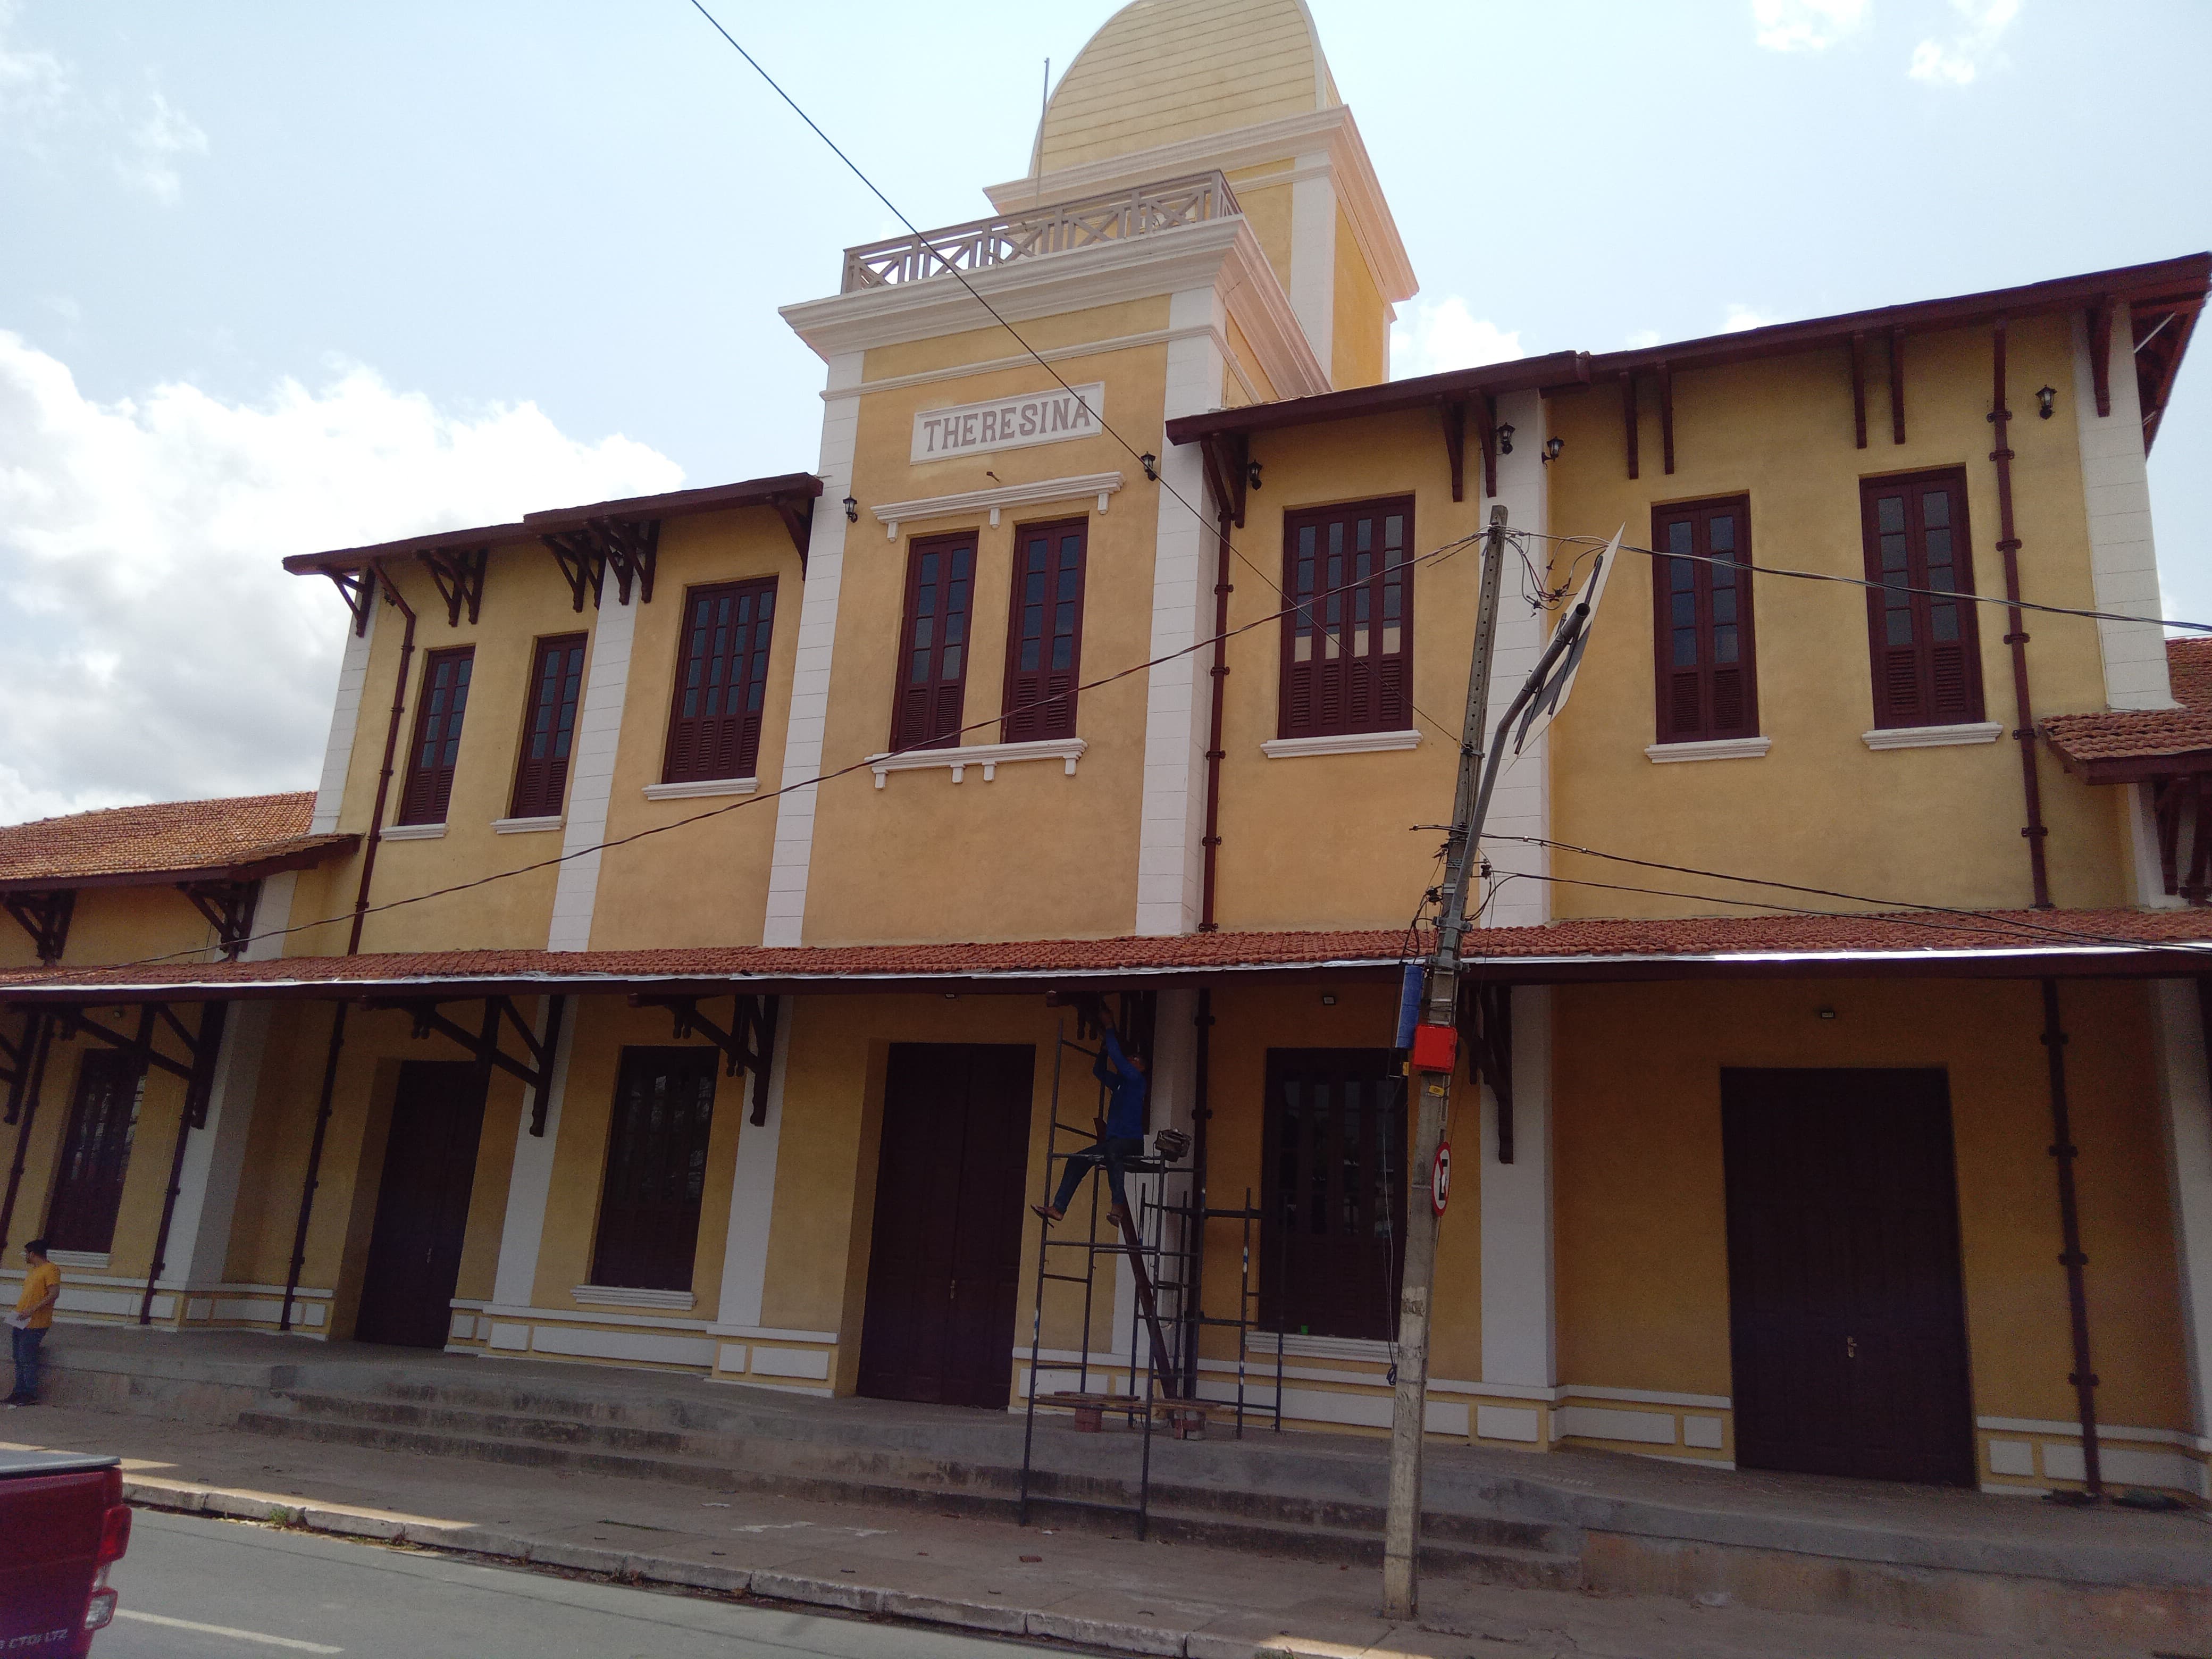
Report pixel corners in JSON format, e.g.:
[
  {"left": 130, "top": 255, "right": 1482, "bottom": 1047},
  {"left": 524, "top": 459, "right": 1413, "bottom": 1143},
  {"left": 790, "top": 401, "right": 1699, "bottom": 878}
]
[{"left": 1032, "top": 0, "right": 1341, "bottom": 175}]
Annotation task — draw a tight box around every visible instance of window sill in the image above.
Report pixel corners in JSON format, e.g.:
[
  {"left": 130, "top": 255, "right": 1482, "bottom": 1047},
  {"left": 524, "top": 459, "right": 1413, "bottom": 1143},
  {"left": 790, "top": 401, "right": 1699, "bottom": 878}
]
[
  {"left": 1261, "top": 728, "right": 1423, "bottom": 760},
  {"left": 1645, "top": 736, "right": 1772, "bottom": 765},
  {"left": 572, "top": 1284, "right": 697, "bottom": 1312},
  {"left": 643, "top": 776, "right": 759, "bottom": 802},
  {"left": 493, "top": 814, "right": 565, "bottom": 834},
  {"left": 866, "top": 736, "right": 1086, "bottom": 787},
  {"left": 44, "top": 1250, "right": 110, "bottom": 1272},
  {"left": 1247, "top": 1330, "right": 1393, "bottom": 1364},
  {"left": 1862, "top": 722, "right": 2003, "bottom": 751},
  {"left": 381, "top": 822, "right": 446, "bottom": 841}
]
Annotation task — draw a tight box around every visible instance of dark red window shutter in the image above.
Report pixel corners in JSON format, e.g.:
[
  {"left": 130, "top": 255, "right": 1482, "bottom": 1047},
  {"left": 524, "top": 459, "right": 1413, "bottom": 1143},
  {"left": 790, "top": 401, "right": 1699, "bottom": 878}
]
[
  {"left": 1649, "top": 497, "right": 1758, "bottom": 744},
  {"left": 891, "top": 532, "right": 975, "bottom": 751},
  {"left": 44, "top": 1050, "right": 144, "bottom": 1255},
  {"left": 397, "top": 646, "right": 474, "bottom": 825},
  {"left": 589, "top": 1047, "right": 719, "bottom": 1291},
  {"left": 1859, "top": 470, "right": 1985, "bottom": 730},
  {"left": 664, "top": 577, "right": 778, "bottom": 783},
  {"left": 1278, "top": 496, "right": 1414, "bottom": 740},
  {"left": 1002, "top": 520, "right": 1088, "bottom": 742},
  {"left": 509, "top": 632, "right": 589, "bottom": 819}
]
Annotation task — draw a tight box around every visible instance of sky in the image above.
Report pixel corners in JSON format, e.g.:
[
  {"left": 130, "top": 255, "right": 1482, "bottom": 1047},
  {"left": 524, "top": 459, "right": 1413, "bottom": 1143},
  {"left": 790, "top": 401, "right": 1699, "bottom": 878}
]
[{"left": 1, "top": 0, "right": 2207, "bottom": 824}]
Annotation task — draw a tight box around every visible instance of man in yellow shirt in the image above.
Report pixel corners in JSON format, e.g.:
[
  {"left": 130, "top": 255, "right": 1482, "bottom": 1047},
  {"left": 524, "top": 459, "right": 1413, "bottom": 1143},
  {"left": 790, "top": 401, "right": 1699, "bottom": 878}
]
[{"left": 7, "top": 1238, "right": 59, "bottom": 1406}]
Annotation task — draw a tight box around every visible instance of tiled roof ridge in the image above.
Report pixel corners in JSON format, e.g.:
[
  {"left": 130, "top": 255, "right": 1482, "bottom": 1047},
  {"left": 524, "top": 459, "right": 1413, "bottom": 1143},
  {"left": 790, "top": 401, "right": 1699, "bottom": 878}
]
[
  {"left": 0, "top": 789, "right": 331, "bottom": 886},
  {"left": 2040, "top": 637, "right": 2212, "bottom": 765},
  {"left": 2, "top": 789, "right": 314, "bottom": 835}
]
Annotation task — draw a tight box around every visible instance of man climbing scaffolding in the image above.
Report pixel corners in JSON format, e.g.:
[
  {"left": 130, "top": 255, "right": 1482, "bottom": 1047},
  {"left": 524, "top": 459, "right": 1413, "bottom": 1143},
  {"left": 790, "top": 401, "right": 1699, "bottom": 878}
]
[{"left": 1034, "top": 1017, "right": 1147, "bottom": 1226}]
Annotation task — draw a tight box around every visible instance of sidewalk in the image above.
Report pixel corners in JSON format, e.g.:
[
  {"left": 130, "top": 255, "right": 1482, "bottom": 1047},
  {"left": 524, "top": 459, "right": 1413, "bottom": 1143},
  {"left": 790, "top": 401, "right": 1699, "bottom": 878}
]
[{"left": 0, "top": 1402, "right": 2175, "bottom": 1659}]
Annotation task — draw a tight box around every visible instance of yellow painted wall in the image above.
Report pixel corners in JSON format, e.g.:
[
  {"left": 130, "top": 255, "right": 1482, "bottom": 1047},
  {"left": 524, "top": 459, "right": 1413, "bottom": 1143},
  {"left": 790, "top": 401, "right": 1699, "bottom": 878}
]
[
  {"left": 1331, "top": 206, "right": 1387, "bottom": 389},
  {"left": 586, "top": 512, "right": 803, "bottom": 950},
  {"left": 1545, "top": 314, "right": 2126, "bottom": 917},
  {"left": 1553, "top": 976, "right": 2191, "bottom": 1432},
  {"left": 1228, "top": 173, "right": 1294, "bottom": 299}
]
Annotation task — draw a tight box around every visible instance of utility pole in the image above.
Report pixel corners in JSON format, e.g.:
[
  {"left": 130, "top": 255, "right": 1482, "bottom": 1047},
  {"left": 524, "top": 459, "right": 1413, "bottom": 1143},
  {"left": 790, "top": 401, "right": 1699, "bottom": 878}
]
[{"left": 1382, "top": 507, "right": 1614, "bottom": 1620}]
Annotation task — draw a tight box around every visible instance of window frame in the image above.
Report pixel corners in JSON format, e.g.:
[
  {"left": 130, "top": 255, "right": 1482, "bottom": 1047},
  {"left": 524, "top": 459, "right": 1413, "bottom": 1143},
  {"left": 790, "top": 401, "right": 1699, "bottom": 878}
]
[
  {"left": 1277, "top": 495, "right": 1416, "bottom": 742},
  {"left": 396, "top": 646, "right": 475, "bottom": 826},
  {"left": 1858, "top": 468, "right": 1987, "bottom": 730},
  {"left": 1000, "top": 517, "right": 1089, "bottom": 743},
  {"left": 589, "top": 1046, "right": 721, "bottom": 1293},
  {"left": 890, "top": 531, "right": 978, "bottom": 752},
  {"left": 663, "top": 576, "right": 779, "bottom": 785},
  {"left": 44, "top": 1050, "right": 144, "bottom": 1255},
  {"left": 509, "top": 632, "right": 590, "bottom": 820},
  {"left": 1649, "top": 495, "right": 1759, "bottom": 745}
]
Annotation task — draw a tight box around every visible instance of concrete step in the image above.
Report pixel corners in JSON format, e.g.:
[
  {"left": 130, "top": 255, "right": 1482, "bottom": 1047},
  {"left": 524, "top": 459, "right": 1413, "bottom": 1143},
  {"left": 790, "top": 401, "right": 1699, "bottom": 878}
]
[{"left": 232, "top": 1404, "right": 1582, "bottom": 1587}]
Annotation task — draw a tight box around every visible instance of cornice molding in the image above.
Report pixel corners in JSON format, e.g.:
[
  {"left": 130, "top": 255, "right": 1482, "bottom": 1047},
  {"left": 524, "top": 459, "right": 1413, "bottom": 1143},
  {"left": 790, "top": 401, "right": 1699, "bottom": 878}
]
[
  {"left": 873, "top": 472, "right": 1125, "bottom": 538},
  {"left": 984, "top": 106, "right": 1416, "bottom": 305}
]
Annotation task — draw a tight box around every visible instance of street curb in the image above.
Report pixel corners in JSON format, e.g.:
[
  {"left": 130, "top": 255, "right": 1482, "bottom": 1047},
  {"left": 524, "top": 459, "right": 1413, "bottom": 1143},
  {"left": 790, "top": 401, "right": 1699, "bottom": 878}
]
[{"left": 118, "top": 1476, "right": 1316, "bottom": 1658}]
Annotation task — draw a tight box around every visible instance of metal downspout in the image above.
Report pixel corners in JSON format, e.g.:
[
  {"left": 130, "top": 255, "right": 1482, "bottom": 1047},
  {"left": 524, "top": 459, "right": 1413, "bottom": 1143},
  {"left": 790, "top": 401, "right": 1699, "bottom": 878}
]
[
  {"left": 1182, "top": 987, "right": 1213, "bottom": 1399},
  {"left": 2039, "top": 978, "right": 2103, "bottom": 1497},
  {"left": 1198, "top": 507, "right": 1234, "bottom": 932},
  {"left": 1990, "top": 321, "right": 2054, "bottom": 908}
]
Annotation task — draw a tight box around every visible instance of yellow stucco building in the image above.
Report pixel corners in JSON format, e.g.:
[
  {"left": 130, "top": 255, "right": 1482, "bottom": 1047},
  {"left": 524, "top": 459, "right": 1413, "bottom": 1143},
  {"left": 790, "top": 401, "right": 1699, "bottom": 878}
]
[{"left": 4, "top": 0, "right": 2211, "bottom": 1506}]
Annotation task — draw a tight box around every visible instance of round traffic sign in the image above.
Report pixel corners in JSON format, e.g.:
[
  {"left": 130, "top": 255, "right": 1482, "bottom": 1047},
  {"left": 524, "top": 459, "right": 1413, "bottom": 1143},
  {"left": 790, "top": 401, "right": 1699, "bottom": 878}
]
[{"left": 1432, "top": 1142, "right": 1452, "bottom": 1216}]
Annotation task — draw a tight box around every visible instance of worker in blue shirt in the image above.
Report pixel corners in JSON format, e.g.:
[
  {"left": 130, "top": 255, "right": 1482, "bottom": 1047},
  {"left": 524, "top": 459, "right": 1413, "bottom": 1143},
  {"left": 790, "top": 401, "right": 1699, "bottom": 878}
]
[{"left": 1033, "top": 1020, "right": 1149, "bottom": 1226}]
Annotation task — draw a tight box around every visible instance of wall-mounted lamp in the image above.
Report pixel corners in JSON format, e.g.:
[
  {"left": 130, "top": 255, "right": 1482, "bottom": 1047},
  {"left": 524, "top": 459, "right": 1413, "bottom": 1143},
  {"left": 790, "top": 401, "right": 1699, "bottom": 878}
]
[
  {"left": 1816, "top": 1006, "right": 1838, "bottom": 1021},
  {"left": 841, "top": 495, "right": 859, "bottom": 523},
  {"left": 1246, "top": 458, "right": 1264, "bottom": 492},
  {"left": 2035, "top": 384, "right": 2058, "bottom": 420},
  {"left": 1541, "top": 437, "right": 1565, "bottom": 464},
  {"left": 1139, "top": 453, "right": 1159, "bottom": 482},
  {"left": 1495, "top": 423, "right": 1515, "bottom": 455},
  {"left": 1320, "top": 993, "right": 1337, "bottom": 1007}
]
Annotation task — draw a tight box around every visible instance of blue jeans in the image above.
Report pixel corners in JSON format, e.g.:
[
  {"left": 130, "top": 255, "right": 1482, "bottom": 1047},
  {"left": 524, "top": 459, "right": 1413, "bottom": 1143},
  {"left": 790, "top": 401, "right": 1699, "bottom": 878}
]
[
  {"left": 1051, "top": 1136, "right": 1144, "bottom": 1214},
  {"left": 10, "top": 1325, "right": 44, "bottom": 1401}
]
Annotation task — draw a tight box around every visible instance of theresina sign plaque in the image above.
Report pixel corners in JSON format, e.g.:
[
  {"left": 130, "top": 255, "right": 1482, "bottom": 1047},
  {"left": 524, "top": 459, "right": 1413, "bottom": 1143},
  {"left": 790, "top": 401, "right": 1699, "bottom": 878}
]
[{"left": 912, "top": 383, "right": 1106, "bottom": 464}]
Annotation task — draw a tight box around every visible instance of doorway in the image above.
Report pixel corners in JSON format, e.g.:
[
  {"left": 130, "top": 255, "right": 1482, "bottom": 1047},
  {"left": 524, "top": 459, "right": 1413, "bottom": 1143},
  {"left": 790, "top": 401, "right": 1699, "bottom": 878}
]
[
  {"left": 44, "top": 1051, "right": 145, "bottom": 1256},
  {"left": 355, "top": 1061, "right": 489, "bottom": 1348},
  {"left": 1720, "top": 1067, "right": 1975, "bottom": 1485},
  {"left": 1259, "top": 1049, "right": 1406, "bottom": 1343},
  {"left": 857, "top": 1043, "right": 1035, "bottom": 1409}
]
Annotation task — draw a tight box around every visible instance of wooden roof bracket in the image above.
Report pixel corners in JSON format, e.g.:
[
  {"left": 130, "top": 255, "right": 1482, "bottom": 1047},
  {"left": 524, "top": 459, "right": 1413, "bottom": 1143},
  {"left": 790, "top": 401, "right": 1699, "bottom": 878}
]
[
  {"left": 1850, "top": 332, "right": 1869, "bottom": 449},
  {"left": 633, "top": 992, "right": 780, "bottom": 1123},
  {"left": 1657, "top": 361, "right": 1676, "bottom": 475},
  {"left": 1890, "top": 326, "right": 1907, "bottom": 444},
  {"left": 323, "top": 568, "right": 378, "bottom": 637},
  {"left": 1619, "top": 371, "right": 1639, "bottom": 481},
  {"left": 1469, "top": 395, "right": 1499, "bottom": 499},
  {"left": 2089, "top": 297, "right": 2115, "bottom": 417},
  {"left": 1195, "top": 431, "right": 1250, "bottom": 529},
  {"left": 179, "top": 878, "right": 261, "bottom": 961},
  {"left": 542, "top": 517, "right": 659, "bottom": 611},
  {"left": 1441, "top": 398, "right": 1467, "bottom": 502},
  {"left": 417, "top": 546, "right": 488, "bottom": 627},
  {"left": 3, "top": 890, "right": 74, "bottom": 965},
  {"left": 51, "top": 999, "right": 222, "bottom": 1122},
  {"left": 769, "top": 493, "right": 815, "bottom": 571},
  {"left": 1456, "top": 982, "right": 1514, "bottom": 1163},
  {"left": 371, "top": 993, "right": 559, "bottom": 1105}
]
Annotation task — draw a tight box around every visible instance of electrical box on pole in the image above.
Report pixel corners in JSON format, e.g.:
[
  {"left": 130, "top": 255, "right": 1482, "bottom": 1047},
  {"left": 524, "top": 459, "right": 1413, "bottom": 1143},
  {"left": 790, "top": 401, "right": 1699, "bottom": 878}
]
[{"left": 1381, "top": 518, "right": 1620, "bottom": 1621}]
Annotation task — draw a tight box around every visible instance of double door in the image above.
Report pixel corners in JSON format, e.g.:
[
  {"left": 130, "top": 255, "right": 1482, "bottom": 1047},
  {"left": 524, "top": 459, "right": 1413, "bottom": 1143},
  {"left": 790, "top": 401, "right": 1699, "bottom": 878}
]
[
  {"left": 857, "top": 1044, "right": 1034, "bottom": 1410},
  {"left": 1721, "top": 1067, "right": 1974, "bottom": 1485},
  {"left": 355, "top": 1061, "right": 488, "bottom": 1348}
]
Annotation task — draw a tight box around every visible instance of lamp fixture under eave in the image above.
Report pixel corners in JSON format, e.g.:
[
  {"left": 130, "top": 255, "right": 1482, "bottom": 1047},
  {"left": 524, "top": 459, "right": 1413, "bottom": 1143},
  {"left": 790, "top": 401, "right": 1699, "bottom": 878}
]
[
  {"left": 1139, "top": 453, "right": 1159, "bottom": 481},
  {"left": 2036, "top": 384, "right": 2057, "bottom": 420},
  {"left": 1541, "top": 437, "right": 1565, "bottom": 463},
  {"left": 841, "top": 495, "right": 859, "bottom": 522},
  {"left": 1495, "top": 423, "right": 1515, "bottom": 455}
]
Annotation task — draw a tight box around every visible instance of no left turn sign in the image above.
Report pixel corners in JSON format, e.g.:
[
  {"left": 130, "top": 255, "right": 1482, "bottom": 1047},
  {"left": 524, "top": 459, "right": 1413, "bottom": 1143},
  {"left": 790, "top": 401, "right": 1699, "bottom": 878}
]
[{"left": 1432, "top": 1142, "right": 1452, "bottom": 1216}]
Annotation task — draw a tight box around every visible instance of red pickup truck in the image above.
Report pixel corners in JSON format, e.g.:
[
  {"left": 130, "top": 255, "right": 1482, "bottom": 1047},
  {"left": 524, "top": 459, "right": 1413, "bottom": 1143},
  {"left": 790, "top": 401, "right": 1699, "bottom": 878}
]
[{"left": 0, "top": 1449, "right": 132, "bottom": 1655}]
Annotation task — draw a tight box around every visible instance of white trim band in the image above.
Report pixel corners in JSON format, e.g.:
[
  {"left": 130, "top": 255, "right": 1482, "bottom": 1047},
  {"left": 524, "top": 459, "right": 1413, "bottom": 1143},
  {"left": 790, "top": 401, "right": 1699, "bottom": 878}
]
[
  {"left": 379, "top": 822, "right": 446, "bottom": 841},
  {"left": 867, "top": 737, "right": 1086, "bottom": 787},
  {"left": 493, "top": 815, "right": 565, "bottom": 834},
  {"left": 1862, "top": 722, "right": 2004, "bottom": 750},
  {"left": 642, "top": 776, "right": 758, "bottom": 802},
  {"left": 875, "top": 473, "right": 1123, "bottom": 540},
  {"left": 1261, "top": 728, "right": 1423, "bottom": 760},
  {"left": 1646, "top": 736, "right": 1772, "bottom": 764},
  {"left": 571, "top": 1284, "right": 698, "bottom": 1312}
]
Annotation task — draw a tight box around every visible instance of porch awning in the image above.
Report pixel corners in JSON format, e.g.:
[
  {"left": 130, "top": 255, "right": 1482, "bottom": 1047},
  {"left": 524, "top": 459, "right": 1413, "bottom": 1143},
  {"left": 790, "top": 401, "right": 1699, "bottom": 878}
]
[{"left": 2, "top": 908, "right": 2210, "bottom": 1006}]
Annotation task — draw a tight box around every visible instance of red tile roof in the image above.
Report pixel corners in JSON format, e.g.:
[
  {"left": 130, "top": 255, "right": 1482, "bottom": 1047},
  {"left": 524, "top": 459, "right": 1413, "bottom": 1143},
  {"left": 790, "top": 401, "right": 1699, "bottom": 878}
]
[
  {"left": 2, "top": 909, "right": 2205, "bottom": 1001},
  {"left": 2042, "top": 638, "right": 2212, "bottom": 769},
  {"left": 0, "top": 793, "right": 356, "bottom": 892}
]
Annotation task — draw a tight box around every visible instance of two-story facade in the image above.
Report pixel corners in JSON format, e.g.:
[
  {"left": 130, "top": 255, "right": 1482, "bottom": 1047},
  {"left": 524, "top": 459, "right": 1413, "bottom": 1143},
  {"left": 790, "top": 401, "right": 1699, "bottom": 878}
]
[{"left": 4, "top": 0, "right": 2210, "bottom": 1504}]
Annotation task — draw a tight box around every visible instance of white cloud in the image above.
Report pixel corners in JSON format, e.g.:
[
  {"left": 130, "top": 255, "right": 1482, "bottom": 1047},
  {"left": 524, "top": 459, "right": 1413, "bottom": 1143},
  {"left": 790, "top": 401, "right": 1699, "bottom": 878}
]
[
  {"left": 1626, "top": 328, "right": 1663, "bottom": 349},
  {"left": 0, "top": 0, "right": 70, "bottom": 152},
  {"left": 117, "top": 89, "right": 207, "bottom": 203},
  {"left": 1752, "top": 0, "right": 1870, "bottom": 52},
  {"left": 1390, "top": 297, "right": 1523, "bottom": 380},
  {"left": 1909, "top": 0, "right": 2020, "bottom": 85},
  {"left": 0, "top": 334, "right": 683, "bottom": 825},
  {"left": 1722, "top": 303, "right": 1780, "bottom": 332}
]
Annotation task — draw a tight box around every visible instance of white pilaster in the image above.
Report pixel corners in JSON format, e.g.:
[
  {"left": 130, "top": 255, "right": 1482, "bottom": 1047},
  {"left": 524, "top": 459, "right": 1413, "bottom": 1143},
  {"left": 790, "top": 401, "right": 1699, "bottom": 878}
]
[
  {"left": 2071, "top": 303, "right": 2176, "bottom": 711},
  {"left": 489, "top": 999, "right": 577, "bottom": 1310},
  {"left": 1480, "top": 985, "right": 1555, "bottom": 1399},
  {"left": 764, "top": 351, "right": 864, "bottom": 947},
  {"left": 545, "top": 596, "right": 638, "bottom": 952},
  {"left": 1134, "top": 290, "right": 1226, "bottom": 937},
  {"left": 311, "top": 607, "right": 378, "bottom": 834},
  {"left": 2150, "top": 981, "right": 2212, "bottom": 1460},
  {"left": 1287, "top": 153, "right": 1336, "bottom": 384},
  {"left": 1478, "top": 389, "right": 1553, "bottom": 930},
  {"left": 711, "top": 1001, "right": 794, "bottom": 1330}
]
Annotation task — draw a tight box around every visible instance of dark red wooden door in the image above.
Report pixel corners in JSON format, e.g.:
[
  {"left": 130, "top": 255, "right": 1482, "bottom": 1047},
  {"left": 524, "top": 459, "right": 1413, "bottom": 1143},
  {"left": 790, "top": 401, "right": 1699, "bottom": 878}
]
[
  {"left": 1721, "top": 1068, "right": 1974, "bottom": 1485},
  {"left": 1259, "top": 1049, "right": 1406, "bottom": 1342},
  {"left": 44, "top": 1051, "right": 143, "bottom": 1255},
  {"left": 858, "top": 1044, "right": 1035, "bottom": 1409},
  {"left": 355, "top": 1061, "right": 489, "bottom": 1348}
]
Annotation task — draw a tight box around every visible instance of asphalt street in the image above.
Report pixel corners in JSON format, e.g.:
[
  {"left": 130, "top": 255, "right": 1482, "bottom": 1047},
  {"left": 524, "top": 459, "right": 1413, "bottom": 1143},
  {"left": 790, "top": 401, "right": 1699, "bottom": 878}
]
[{"left": 98, "top": 1510, "right": 1058, "bottom": 1659}]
